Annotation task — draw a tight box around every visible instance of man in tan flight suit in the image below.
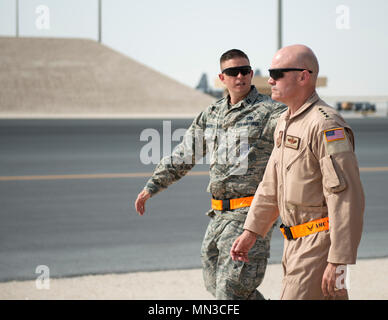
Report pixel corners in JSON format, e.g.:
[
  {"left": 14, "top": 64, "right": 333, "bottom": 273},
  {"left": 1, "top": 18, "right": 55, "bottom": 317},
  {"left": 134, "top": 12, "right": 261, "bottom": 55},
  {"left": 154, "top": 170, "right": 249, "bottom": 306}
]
[{"left": 230, "top": 44, "right": 365, "bottom": 300}]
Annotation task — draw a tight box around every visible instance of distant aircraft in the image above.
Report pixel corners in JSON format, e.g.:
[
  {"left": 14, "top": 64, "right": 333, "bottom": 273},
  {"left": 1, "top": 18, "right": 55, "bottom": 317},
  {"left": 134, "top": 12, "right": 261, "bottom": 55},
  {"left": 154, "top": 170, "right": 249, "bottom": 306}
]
[
  {"left": 196, "top": 73, "right": 209, "bottom": 93},
  {"left": 195, "top": 73, "right": 223, "bottom": 99}
]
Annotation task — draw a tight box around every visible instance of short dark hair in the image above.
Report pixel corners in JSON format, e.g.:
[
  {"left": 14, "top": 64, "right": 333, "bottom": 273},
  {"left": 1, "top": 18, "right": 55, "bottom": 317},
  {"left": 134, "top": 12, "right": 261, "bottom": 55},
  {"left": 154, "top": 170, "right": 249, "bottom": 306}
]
[{"left": 220, "top": 49, "right": 250, "bottom": 66}]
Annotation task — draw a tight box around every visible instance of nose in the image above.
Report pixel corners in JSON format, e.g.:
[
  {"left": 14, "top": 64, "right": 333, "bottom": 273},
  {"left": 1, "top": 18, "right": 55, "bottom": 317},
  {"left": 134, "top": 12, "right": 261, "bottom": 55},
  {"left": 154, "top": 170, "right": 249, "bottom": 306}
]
[{"left": 268, "top": 77, "right": 275, "bottom": 85}]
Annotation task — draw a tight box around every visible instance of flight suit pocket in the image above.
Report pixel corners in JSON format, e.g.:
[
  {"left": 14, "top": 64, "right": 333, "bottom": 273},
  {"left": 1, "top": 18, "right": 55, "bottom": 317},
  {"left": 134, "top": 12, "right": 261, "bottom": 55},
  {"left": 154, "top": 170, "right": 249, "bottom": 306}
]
[
  {"left": 286, "top": 145, "right": 307, "bottom": 170},
  {"left": 285, "top": 145, "right": 321, "bottom": 205},
  {"left": 320, "top": 155, "right": 347, "bottom": 193}
]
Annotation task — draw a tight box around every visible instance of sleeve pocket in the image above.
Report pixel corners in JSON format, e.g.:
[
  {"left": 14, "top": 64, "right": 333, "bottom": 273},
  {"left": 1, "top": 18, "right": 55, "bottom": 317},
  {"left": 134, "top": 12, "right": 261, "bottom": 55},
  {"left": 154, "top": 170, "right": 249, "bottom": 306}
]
[{"left": 320, "top": 155, "right": 347, "bottom": 193}]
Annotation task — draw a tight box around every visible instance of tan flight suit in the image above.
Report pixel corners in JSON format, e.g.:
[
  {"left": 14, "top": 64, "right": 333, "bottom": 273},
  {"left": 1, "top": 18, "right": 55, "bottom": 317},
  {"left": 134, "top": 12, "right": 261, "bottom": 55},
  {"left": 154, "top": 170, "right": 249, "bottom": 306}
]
[{"left": 244, "top": 92, "right": 365, "bottom": 300}]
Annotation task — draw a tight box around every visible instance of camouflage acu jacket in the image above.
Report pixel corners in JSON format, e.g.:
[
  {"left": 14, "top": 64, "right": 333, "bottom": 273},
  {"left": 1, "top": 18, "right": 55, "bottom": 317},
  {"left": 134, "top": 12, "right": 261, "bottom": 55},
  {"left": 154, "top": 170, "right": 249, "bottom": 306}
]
[{"left": 144, "top": 86, "right": 286, "bottom": 203}]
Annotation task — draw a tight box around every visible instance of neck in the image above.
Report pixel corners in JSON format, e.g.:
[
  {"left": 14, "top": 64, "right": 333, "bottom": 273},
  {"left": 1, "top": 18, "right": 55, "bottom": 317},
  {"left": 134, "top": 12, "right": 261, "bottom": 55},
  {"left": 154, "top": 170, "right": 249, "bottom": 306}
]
[
  {"left": 287, "top": 89, "right": 315, "bottom": 116},
  {"left": 229, "top": 89, "right": 250, "bottom": 105}
]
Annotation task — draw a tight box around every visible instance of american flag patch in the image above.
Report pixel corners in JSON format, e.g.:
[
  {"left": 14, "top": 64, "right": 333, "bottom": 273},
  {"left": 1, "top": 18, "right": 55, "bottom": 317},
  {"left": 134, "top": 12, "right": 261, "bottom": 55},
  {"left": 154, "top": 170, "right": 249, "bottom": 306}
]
[{"left": 324, "top": 128, "right": 345, "bottom": 142}]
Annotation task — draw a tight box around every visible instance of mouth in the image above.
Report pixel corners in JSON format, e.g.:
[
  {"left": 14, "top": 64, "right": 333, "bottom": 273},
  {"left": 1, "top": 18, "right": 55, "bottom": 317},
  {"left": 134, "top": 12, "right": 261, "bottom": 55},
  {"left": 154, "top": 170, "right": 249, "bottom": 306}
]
[{"left": 235, "top": 82, "right": 246, "bottom": 87}]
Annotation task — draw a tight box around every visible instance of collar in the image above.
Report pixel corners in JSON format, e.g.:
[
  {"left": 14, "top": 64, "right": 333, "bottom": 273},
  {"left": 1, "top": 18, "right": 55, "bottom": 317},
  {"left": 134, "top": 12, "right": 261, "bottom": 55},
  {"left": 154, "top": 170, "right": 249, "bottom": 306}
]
[
  {"left": 225, "top": 85, "right": 259, "bottom": 109},
  {"left": 284, "top": 91, "right": 320, "bottom": 121}
]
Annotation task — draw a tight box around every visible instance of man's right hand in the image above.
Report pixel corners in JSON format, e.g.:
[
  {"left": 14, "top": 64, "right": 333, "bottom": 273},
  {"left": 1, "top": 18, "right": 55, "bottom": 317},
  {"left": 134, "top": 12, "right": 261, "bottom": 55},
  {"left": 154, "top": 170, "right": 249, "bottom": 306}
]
[{"left": 135, "top": 190, "right": 151, "bottom": 216}]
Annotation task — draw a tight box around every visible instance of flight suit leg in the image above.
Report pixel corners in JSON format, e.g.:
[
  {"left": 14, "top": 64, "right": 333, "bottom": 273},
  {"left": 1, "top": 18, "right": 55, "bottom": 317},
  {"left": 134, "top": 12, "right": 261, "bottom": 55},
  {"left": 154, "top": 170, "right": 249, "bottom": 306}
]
[{"left": 280, "top": 230, "right": 349, "bottom": 300}]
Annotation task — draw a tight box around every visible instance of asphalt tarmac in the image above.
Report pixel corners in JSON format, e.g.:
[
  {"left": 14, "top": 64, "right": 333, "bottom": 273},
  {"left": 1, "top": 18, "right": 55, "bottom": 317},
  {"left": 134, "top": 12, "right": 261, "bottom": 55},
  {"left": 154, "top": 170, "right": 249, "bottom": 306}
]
[{"left": 0, "top": 118, "right": 387, "bottom": 282}]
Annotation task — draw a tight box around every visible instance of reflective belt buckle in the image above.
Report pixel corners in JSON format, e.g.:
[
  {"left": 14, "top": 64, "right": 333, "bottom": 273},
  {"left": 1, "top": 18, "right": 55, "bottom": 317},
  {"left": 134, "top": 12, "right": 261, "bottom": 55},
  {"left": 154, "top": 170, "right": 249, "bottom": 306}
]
[
  {"left": 280, "top": 224, "right": 294, "bottom": 240},
  {"left": 222, "top": 199, "right": 230, "bottom": 211}
]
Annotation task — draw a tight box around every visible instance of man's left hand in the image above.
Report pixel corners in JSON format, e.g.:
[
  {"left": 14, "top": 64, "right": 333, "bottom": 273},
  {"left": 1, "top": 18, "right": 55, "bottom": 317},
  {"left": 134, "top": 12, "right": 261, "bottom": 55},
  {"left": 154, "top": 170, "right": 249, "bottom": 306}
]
[{"left": 321, "top": 262, "right": 348, "bottom": 297}]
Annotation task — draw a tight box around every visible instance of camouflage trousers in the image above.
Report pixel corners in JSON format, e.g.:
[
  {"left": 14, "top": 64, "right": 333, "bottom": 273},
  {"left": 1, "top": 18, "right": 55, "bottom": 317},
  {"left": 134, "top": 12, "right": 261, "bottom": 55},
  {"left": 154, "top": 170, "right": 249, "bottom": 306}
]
[{"left": 200, "top": 211, "right": 274, "bottom": 300}]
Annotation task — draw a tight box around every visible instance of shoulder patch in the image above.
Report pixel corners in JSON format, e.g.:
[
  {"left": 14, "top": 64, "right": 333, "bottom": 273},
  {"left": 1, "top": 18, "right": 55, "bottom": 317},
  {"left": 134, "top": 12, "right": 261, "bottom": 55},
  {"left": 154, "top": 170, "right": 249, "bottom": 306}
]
[
  {"left": 323, "top": 128, "right": 352, "bottom": 155},
  {"left": 324, "top": 128, "right": 345, "bottom": 142}
]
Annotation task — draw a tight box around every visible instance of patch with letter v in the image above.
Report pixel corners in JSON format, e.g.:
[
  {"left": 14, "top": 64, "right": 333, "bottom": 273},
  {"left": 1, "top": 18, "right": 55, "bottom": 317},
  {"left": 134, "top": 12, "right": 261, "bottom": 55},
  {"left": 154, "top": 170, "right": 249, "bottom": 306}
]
[{"left": 285, "top": 135, "right": 300, "bottom": 150}]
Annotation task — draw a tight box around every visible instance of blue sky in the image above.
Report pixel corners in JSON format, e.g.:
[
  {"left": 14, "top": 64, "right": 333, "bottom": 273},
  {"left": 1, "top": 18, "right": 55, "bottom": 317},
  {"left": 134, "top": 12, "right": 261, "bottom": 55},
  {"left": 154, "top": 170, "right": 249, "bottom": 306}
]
[{"left": 0, "top": 0, "right": 387, "bottom": 96}]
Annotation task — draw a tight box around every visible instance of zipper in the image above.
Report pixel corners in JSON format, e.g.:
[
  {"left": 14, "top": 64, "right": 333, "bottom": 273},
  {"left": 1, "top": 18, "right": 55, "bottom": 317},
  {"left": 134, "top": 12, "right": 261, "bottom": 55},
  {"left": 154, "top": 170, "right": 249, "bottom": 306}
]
[
  {"left": 285, "top": 146, "right": 306, "bottom": 171},
  {"left": 281, "top": 118, "right": 290, "bottom": 221}
]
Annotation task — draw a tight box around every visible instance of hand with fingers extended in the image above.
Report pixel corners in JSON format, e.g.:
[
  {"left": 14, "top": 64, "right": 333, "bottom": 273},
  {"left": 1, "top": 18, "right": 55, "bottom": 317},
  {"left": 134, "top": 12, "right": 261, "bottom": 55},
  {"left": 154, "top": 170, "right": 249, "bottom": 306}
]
[
  {"left": 230, "top": 230, "right": 258, "bottom": 263},
  {"left": 135, "top": 189, "right": 151, "bottom": 216}
]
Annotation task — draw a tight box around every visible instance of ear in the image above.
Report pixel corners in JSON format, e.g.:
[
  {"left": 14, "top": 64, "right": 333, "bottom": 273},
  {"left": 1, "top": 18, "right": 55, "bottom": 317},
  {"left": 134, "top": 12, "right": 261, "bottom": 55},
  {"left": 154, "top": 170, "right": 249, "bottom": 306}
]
[
  {"left": 298, "top": 70, "right": 311, "bottom": 87},
  {"left": 299, "top": 70, "right": 311, "bottom": 85},
  {"left": 218, "top": 73, "right": 225, "bottom": 82}
]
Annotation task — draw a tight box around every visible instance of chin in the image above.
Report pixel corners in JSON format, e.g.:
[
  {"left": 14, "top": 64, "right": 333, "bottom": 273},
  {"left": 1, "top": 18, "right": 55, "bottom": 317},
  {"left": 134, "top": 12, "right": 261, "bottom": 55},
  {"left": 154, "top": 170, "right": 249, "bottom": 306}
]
[
  {"left": 235, "top": 86, "right": 249, "bottom": 93},
  {"left": 271, "top": 91, "right": 280, "bottom": 100}
]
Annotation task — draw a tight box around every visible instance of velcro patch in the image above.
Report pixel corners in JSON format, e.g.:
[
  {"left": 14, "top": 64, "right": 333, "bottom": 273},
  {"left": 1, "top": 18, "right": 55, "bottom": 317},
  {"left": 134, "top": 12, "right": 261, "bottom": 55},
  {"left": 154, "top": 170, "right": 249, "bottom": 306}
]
[
  {"left": 323, "top": 128, "right": 351, "bottom": 155},
  {"left": 324, "top": 128, "right": 345, "bottom": 142},
  {"left": 285, "top": 135, "right": 300, "bottom": 150}
]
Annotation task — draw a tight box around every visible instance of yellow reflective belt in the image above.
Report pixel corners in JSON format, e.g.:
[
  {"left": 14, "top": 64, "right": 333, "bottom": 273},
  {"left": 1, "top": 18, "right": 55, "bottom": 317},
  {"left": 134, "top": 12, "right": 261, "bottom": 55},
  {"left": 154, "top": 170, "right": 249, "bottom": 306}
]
[
  {"left": 211, "top": 196, "right": 254, "bottom": 211},
  {"left": 280, "top": 217, "right": 329, "bottom": 240}
]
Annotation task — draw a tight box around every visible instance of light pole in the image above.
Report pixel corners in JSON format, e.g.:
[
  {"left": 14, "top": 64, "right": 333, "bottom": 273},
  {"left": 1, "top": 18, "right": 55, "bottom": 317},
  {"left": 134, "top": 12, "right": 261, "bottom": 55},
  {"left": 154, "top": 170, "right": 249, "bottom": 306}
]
[
  {"left": 277, "top": 0, "right": 282, "bottom": 50},
  {"left": 16, "top": 0, "right": 19, "bottom": 37},
  {"left": 98, "top": 0, "right": 102, "bottom": 43}
]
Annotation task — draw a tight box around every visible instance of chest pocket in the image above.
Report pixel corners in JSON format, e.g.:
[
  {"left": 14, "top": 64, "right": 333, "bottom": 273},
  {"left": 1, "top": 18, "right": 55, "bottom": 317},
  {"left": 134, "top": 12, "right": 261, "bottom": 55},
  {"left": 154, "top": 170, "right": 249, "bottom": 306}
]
[
  {"left": 246, "top": 111, "right": 271, "bottom": 148},
  {"left": 284, "top": 143, "right": 322, "bottom": 206},
  {"left": 203, "top": 122, "right": 217, "bottom": 150},
  {"left": 286, "top": 144, "right": 319, "bottom": 175},
  {"left": 222, "top": 111, "right": 270, "bottom": 155}
]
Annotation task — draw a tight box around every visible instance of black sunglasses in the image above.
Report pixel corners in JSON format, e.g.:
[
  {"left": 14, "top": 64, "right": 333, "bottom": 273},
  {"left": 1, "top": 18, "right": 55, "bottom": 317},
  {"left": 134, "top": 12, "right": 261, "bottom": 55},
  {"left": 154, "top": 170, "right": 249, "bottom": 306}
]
[
  {"left": 268, "top": 68, "right": 313, "bottom": 80},
  {"left": 222, "top": 65, "right": 252, "bottom": 77}
]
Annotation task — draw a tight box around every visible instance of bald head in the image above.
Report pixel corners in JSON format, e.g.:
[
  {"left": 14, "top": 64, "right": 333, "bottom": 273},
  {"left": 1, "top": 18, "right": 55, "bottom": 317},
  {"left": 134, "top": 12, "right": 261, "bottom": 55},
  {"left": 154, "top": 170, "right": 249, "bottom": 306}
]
[
  {"left": 269, "top": 45, "right": 320, "bottom": 110},
  {"left": 272, "top": 44, "right": 319, "bottom": 83}
]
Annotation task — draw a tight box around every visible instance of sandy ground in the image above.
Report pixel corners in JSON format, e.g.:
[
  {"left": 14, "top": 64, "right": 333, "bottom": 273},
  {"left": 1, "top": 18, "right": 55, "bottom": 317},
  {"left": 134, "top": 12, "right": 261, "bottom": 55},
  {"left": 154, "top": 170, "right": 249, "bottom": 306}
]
[{"left": 0, "top": 258, "right": 387, "bottom": 300}]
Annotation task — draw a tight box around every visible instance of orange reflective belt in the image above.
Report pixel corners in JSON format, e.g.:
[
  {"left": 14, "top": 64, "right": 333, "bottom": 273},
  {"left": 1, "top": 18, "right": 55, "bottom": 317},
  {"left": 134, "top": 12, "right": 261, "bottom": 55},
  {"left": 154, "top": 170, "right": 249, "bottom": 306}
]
[
  {"left": 211, "top": 196, "right": 254, "bottom": 211},
  {"left": 280, "top": 217, "right": 329, "bottom": 240}
]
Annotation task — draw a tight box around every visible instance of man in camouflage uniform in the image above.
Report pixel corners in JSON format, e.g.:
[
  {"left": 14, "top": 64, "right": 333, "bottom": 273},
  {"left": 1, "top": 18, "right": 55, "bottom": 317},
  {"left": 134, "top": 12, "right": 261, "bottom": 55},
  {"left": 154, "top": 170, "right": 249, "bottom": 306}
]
[{"left": 135, "top": 49, "right": 286, "bottom": 299}]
